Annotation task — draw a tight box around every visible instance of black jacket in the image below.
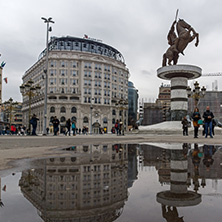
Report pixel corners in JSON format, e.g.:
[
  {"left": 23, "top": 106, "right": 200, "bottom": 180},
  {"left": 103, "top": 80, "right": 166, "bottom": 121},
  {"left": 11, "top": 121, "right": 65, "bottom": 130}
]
[{"left": 203, "top": 110, "right": 214, "bottom": 123}]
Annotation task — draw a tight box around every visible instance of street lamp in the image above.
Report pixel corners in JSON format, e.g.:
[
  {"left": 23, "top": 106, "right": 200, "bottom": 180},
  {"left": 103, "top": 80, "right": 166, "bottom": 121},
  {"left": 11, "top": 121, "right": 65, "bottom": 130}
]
[
  {"left": 3, "top": 98, "right": 18, "bottom": 131},
  {"left": 41, "top": 17, "right": 55, "bottom": 135},
  {"left": 20, "top": 80, "right": 41, "bottom": 135},
  {"left": 187, "top": 81, "right": 206, "bottom": 107},
  {"left": 116, "top": 98, "right": 128, "bottom": 135}
]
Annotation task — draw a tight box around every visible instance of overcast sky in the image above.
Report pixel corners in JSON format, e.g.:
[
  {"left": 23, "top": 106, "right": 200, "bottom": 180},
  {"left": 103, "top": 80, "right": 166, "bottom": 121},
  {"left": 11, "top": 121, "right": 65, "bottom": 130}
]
[{"left": 1, "top": 0, "right": 222, "bottom": 102}]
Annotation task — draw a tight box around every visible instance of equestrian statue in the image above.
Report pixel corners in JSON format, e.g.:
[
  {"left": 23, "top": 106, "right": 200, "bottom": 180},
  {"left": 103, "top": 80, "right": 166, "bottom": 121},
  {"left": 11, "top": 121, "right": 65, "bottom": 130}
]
[{"left": 162, "top": 10, "right": 199, "bottom": 67}]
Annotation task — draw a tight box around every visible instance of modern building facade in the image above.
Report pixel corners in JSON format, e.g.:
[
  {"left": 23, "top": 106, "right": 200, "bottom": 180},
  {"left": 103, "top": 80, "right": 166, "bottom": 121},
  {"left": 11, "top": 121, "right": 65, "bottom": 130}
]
[
  {"left": 21, "top": 36, "right": 129, "bottom": 133},
  {"left": 156, "top": 83, "right": 171, "bottom": 121},
  {"left": 142, "top": 102, "right": 163, "bottom": 125},
  {"left": 188, "top": 91, "right": 222, "bottom": 122},
  {"left": 128, "top": 81, "right": 138, "bottom": 127}
]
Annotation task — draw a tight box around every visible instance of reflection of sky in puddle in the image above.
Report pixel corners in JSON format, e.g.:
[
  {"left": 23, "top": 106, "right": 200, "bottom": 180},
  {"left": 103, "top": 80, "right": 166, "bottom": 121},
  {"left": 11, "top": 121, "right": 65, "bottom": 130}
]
[{"left": 0, "top": 143, "right": 222, "bottom": 222}]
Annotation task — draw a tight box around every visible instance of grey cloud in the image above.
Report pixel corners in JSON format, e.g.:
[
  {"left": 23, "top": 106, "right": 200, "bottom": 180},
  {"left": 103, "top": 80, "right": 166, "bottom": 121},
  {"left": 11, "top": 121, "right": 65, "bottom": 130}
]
[{"left": 1, "top": 0, "right": 222, "bottom": 102}]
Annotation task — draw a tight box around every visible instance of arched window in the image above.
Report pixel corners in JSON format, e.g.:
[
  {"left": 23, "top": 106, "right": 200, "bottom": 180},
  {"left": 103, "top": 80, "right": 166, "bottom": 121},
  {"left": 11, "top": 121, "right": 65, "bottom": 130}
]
[
  {"left": 60, "top": 106, "right": 66, "bottom": 113},
  {"left": 60, "top": 157, "right": 65, "bottom": 162},
  {"left": 71, "top": 116, "right": 77, "bottom": 122},
  {"left": 71, "top": 157, "right": 76, "bottom": 162},
  {"left": 71, "top": 106, "right": 77, "bottom": 113},
  {"left": 112, "top": 109, "right": 116, "bottom": 115},
  {"left": 112, "top": 118, "right": 115, "bottom": 124},
  {"left": 103, "top": 117, "right": 108, "bottom": 124},
  {"left": 50, "top": 116, "right": 54, "bottom": 122},
  {"left": 61, "top": 116, "right": 66, "bottom": 122},
  {"left": 50, "top": 106, "right": 55, "bottom": 113},
  {"left": 83, "top": 117, "right": 88, "bottom": 123}
]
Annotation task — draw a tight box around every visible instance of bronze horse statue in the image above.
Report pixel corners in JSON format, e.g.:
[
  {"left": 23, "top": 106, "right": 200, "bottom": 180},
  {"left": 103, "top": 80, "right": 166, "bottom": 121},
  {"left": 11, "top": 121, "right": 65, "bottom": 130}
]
[{"left": 162, "top": 19, "right": 199, "bottom": 67}]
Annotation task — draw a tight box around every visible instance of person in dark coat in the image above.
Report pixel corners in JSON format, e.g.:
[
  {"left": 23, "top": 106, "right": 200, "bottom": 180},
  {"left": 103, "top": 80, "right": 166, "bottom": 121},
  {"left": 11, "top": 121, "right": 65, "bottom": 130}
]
[
  {"left": 203, "top": 106, "right": 214, "bottom": 138},
  {"left": 192, "top": 108, "right": 201, "bottom": 138},
  {"left": 65, "top": 119, "right": 71, "bottom": 136},
  {"left": 52, "top": 116, "right": 60, "bottom": 136},
  {"left": 30, "top": 114, "right": 39, "bottom": 135},
  {"left": 181, "top": 116, "right": 188, "bottom": 136}
]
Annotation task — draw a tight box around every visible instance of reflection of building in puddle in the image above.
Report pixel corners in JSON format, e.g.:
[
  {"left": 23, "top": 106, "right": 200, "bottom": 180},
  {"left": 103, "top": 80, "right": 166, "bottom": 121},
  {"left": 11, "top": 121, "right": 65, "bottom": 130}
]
[
  {"left": 19, "top": 144, "right": 128, "bottom": 221},
  {"left": 140, "top": 143, "right": 222, "bottom": 191},
  {"left": 128, "top": 144, "right": 138, "bottom": 188}
]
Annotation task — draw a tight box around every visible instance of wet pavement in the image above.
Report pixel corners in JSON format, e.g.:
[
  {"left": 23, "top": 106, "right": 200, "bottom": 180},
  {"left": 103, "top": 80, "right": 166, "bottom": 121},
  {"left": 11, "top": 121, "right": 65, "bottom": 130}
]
[{"left": 0, "top": 143, "right": 222, "bottom": 221}]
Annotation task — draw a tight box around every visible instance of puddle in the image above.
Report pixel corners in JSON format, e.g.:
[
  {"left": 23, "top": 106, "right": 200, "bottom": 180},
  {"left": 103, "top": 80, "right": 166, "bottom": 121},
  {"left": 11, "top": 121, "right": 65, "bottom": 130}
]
[{"left": 0, "top": 143, "right": 222, "bottom": 222}]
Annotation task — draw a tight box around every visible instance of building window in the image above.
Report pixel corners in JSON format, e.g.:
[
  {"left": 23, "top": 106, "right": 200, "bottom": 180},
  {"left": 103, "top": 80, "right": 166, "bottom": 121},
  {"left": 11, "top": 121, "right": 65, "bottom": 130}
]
[
  {"left": 103, "top": 117, "right": 108, "bottom": 124},
  {"left": 71, "top": 116, "right": 77, "bottom": 122},
  {"left": 112, "top": 109, "right": 116, "bottom": 115},
  {"left": 60, "top": 106, "right": 66, "bottom": 113},
  {"left": 50, "top": 107, "right": 55, "bottom": 113},
  {"left": 71, "top": 107, "right": 77, "bottom": 113},
  {"left": 61, "top": 116, "right": 66, "bottom": 122},
  {"left": 83, "top": 146, "right": 88, "bottom": 152},
  {"left": 83, "top": 117, "right": 88, "bottom": 123},
  {"left": 112, "top": 118, "right": 115, "bottom": 124},
  {"left": 50, "top": 116, "right": 54, "bottom": 122}
]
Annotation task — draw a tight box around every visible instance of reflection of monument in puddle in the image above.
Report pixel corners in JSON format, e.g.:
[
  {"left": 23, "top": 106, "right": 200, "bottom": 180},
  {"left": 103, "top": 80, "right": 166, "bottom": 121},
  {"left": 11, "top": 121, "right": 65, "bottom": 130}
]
[
  {"left": 19, "top": 144, "right": 128, "bottom": 221},
  {"left": 156, "top": 143, "right": 202, "bottom": 221}
]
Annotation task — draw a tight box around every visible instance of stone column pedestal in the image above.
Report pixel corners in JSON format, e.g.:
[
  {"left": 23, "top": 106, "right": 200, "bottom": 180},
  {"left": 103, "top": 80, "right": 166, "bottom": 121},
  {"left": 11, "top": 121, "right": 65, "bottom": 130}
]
[
  {"left": 157, "top": 65, "right": 202, "bottom": 121},
  {"left": 157, "top": 146, "right": 201, "bottom": 207}
]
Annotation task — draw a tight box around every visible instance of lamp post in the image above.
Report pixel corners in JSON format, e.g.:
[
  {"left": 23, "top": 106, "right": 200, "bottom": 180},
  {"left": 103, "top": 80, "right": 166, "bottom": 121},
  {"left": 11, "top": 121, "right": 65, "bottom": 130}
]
[
  {"left": 41, "top": 17, "right": 55, "bottom": 135},
  {"left": 90, "top": 102, "right": 93, "bottom": 135},
  {"left": 187, "top": 81, "right": 206, "bottom": 107},
  {"left": 116, "top": 98, "right": 128, "bottom": 135},
  {"left": 3, "top": 98, "right": 18, "bottom": 131},
  {"left": 20, "top": 80, "right": 41, "bottom": 135}
]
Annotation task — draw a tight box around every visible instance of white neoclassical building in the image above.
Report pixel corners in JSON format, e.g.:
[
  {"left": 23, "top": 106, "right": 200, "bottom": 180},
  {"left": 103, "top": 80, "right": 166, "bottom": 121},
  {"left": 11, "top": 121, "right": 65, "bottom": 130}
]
[{"left": 21, "top": 36, "right": 129, "bottom": 133}]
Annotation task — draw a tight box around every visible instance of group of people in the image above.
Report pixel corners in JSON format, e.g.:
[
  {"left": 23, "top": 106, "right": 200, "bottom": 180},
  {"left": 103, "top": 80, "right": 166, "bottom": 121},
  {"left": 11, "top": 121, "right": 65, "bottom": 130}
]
[
  {"left": 182, "top": 106, "right": 215, "bottom": 138},
  {"left": 0, "top": 124, "right": 27, "bottom": 135},
  {"left": 51, "top": 116, "right": 88, "bottom": 136}
]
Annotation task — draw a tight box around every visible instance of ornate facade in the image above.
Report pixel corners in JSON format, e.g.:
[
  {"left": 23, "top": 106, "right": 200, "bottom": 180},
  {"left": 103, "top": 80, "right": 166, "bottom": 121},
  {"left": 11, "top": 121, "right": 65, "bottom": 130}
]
[
  {"left": 22, "top": 36, "right": 129, "bottom": 133},
  {"left": 19, "top": 144, "right": 128, "bottom": 221}
]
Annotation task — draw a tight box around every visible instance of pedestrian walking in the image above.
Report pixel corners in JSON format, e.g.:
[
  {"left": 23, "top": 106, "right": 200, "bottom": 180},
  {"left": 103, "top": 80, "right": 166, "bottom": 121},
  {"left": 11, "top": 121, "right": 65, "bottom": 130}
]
[
  {"left": 30, "top": 114, "right": 39, "bottom": 136},
  {"left": 192, "top": 108, "right": 201, "bottom": 138},
  {"left": 52, "top": 116, "right": 60, "bottom": 136},
  {"left": 65, "top": 118, "right": 71, "bottom": 136},
  {"left": 181, "top": 116, "right": 188, "bottom": 136},
  {"left": 203, "top": 106, "right": 214, "bottom": 138},
  {"left": 115, "top": 120, "right": 119, "bottom": 135},
  {"left": 119, "top": 119, "right": 123, "bottom": 135},
  {"left": 71, "top": 120, "right": 76, "bottom": 136}
]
